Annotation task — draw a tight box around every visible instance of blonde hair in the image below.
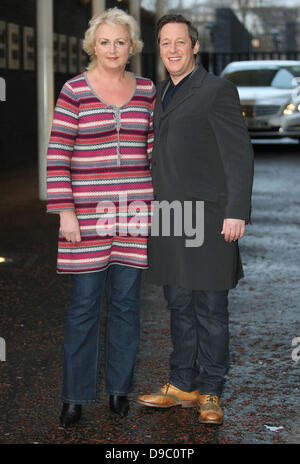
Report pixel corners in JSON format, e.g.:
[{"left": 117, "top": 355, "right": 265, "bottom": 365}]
[{"left": 83, "top": 7, "right": 143, "bottom": 70}]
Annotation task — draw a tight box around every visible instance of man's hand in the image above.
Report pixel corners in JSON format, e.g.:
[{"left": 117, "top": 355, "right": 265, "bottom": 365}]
[
  {"left": 59, "top": 210, "right": 81, "bottom": 243},
  {"left": 221, "top": 218, "right": 245, "bottom": 242}
]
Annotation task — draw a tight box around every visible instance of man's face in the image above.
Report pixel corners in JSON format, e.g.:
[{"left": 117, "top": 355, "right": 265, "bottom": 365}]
[{"left": 159, "top": 22, "right": 199, "bottom": 84}]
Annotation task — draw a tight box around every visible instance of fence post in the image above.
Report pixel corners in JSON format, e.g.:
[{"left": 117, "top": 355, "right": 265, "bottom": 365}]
[
  {"left": 37, "top": 0, "right": 54, "bottom": 201},
  {"left": 129, "top": 0, "right": 142, "bottom": 76}
]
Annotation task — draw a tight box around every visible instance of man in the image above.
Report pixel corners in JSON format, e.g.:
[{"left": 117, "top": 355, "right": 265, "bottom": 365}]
[{"left": 136, "top": 14, "right": 254, "bottom": 425}]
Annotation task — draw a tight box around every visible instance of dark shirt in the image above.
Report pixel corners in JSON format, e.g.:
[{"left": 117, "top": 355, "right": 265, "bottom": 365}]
[{"left": 162, "top": 71, "right": 194, "bottom": 111}]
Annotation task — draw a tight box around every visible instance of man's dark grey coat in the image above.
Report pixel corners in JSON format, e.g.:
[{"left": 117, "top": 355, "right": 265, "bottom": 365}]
[{"left": 147, "top": 64, "right": 254, "bottom": 291}]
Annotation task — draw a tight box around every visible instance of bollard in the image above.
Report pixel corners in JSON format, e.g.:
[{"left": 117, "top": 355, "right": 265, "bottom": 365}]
[
  {"left": 0, "top": 77, "right": 6, "bottom": 101},
  {"left": 0, "top": 337, "right": 6, "bottom": 362}
]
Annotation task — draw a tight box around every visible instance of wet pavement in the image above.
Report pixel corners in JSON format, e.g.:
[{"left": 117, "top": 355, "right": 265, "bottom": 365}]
[{"left": 0, "top": 142, "right": 299, "bottom": 446}]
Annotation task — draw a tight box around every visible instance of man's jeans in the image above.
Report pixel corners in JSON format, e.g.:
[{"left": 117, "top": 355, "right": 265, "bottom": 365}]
[
  {"left": 164, "top": 285, "right": 229, "bottom": 396},
  {"left": 61, "top": 265, "right": 142, "bottom": 404}
]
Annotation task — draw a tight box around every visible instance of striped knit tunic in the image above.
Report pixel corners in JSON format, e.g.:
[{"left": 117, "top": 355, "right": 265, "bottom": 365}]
[{"left": 46, "top": 72, "right": 155, "bottom": 274}]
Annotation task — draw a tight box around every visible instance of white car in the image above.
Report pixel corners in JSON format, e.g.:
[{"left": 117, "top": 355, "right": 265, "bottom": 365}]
[{"left": 220, "top": 60, "right": 300, "bottom": 141}]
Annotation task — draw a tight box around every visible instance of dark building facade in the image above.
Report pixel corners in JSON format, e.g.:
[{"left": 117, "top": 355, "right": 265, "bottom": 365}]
[{"left": 0, "top": 0, "right": 156, "bottom": 167}]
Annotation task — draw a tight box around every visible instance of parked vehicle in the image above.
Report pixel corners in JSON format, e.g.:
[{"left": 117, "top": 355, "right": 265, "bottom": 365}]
[{"left": 220, "top": 60, "right": 300, "bottom": 140}]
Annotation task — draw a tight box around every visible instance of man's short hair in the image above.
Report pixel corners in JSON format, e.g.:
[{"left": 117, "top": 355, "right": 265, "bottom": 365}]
[{"left": 156, "top": 14, "right": 199, "bottom": 48}]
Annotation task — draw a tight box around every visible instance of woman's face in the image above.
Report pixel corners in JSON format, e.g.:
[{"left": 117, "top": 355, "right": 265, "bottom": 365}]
[{"left": 94, "top": 22, "right": 133, "bottom": 72}]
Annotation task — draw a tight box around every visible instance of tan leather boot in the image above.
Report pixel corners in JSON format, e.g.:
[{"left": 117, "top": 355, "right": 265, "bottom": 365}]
[
  {"left": 198, "top": 395, "right": 224, "bottom": 425},
  {"left": 136, "top": 383, "right": 199, "bottom": 408}
]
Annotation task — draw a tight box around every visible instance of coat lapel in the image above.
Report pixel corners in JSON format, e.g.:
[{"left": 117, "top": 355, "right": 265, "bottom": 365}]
[
  {"left": 158, "top": 64, "right": 208, "bottom": 120},
  {"left": 153, "top": 80, "right": 167, "bottom": 125}
]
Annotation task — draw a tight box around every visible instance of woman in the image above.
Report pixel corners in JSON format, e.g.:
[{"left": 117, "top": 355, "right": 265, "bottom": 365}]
[{"left": 46, "top": 8, "right": 155, "bottom": 427}]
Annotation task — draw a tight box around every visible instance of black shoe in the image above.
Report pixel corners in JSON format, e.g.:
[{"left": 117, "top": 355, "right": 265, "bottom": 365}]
[
  {"left": 109, "top": 395, "right": 129, "bottom": 417},
  {"left": 59, "top": 403, "right": 82, "bottom": 428}
]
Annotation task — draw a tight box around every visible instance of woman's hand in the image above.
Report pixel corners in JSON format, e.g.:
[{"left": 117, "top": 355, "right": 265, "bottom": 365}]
[{"left": 59, "top": 210, "right": 81, "bottom": 243}]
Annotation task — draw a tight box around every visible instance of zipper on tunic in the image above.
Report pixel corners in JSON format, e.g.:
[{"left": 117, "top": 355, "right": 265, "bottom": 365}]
[{"left": 112, "top": 107, "right": 121, "bottom": 166}]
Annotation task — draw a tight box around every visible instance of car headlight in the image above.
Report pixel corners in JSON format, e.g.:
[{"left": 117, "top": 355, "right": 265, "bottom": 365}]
[{"left": 282, "top": 102, "right": 300, "bottom": 115}]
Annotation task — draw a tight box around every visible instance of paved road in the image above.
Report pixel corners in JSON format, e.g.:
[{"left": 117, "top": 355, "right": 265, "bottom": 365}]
[{"left": 0, "top": 142, "right": 299, "bottom": 445}]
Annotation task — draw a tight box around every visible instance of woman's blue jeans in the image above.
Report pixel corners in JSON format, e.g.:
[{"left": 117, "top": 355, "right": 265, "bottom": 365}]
[{"left": 61, "top": 265, "right": 142, "bottom": 404}]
